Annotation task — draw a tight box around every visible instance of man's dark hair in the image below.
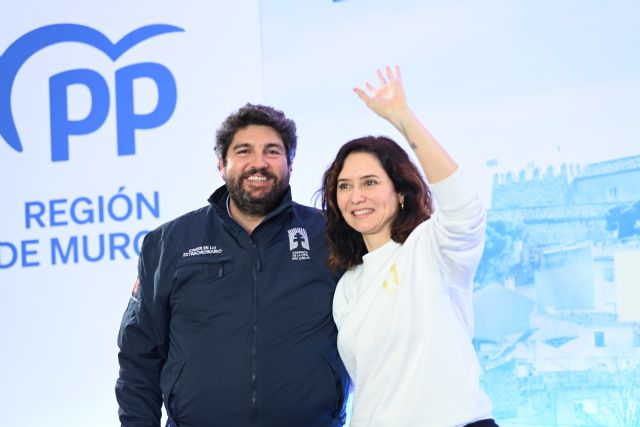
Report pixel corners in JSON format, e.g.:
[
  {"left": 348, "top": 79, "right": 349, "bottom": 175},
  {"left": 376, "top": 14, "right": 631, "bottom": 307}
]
[
  {"left": 320, "top": 136, "right": 433, "bottom": 271},
  {"left": 215, "top": 103, "right": 297, "bottom": 165}
]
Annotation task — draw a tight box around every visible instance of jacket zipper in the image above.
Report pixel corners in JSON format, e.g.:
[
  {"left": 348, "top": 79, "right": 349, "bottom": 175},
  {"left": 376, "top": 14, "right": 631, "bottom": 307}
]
[{"left": 251, "top": 240, "right": 259, "bottom": 425}]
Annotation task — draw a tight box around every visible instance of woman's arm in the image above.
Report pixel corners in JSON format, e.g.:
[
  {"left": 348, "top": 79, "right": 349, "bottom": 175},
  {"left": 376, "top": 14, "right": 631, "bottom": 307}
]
[{"left": 354, "top": 66, "right": 456, "bottom": 184}]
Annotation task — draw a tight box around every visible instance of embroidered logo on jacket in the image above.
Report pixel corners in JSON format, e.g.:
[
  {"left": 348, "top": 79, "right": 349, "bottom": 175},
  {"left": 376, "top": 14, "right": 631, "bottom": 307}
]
[
  {"left": 182, "top": 245, "right": 223, "bottom": 257},
  {"left": 288, "top": 227, "right": 310, "bottom": 261}
]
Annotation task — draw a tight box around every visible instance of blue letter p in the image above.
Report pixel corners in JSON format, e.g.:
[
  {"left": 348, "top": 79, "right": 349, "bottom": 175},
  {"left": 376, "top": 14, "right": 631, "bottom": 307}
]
[
  {"left": 115, "top": 62, "right": 177, "bottom": 156},
  {"left": 49, "top": 69, "right": 110, "bottom": 162}
]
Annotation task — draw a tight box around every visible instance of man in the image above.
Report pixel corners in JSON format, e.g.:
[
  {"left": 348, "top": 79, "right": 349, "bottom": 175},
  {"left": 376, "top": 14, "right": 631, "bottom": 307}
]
[{"left": 116, "top": 104, "right": 349, "bottom": 427}]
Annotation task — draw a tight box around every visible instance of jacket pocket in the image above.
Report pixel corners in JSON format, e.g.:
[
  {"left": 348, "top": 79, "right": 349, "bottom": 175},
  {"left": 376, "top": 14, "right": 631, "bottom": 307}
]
[
  {"left": 175, "top": 255, "right": 233, "bottom": 278},
  {"left": 161, "top": 360, "right": 186, "bottom": 424},
  {"left": 173, "top": 257, "right": 234, "bottom": 296}
]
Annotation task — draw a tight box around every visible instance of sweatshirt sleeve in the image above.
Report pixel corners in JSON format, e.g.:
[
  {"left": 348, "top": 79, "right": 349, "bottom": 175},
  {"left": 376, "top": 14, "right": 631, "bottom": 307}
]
[
  {"left": 115, "top": 230, "right": 170, "bottom": 427},
  {"left": 419, "top": 169, "right": 487, "bottom": 291}
]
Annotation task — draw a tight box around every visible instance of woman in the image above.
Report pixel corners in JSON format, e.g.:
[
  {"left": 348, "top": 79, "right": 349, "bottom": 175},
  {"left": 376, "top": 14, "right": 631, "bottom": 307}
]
[{"left": 321, "top": 66, "right": 497, "bottom": 427}]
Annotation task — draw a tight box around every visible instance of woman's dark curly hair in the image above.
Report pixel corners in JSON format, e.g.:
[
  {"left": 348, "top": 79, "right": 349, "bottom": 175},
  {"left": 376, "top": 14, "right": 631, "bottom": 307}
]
[{"left": 321, "top": 136, "right": 433, "bottom": 271}]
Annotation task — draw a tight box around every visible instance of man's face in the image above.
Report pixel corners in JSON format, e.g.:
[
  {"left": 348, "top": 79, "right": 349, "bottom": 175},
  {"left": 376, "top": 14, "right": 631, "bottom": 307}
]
[{"left": 220, "top": 124, "right": 291, "bottom": 217}]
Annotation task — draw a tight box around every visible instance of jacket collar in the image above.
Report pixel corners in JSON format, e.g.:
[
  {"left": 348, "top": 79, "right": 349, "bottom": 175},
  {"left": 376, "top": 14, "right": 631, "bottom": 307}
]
[{"left": 207, "top": 184, "right": 293, "bottom": 223}]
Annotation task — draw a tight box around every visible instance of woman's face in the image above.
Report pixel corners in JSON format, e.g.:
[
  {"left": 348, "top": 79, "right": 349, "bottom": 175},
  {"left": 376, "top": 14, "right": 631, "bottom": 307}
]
[{"left": 336, "top": 152, "right": 401, "bottom": 250}]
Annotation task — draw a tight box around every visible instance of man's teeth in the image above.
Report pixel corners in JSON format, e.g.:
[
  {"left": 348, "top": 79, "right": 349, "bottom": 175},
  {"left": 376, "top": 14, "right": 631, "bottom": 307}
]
[{"left": 247, "top": 176, "right": 268, "bottom": 181}]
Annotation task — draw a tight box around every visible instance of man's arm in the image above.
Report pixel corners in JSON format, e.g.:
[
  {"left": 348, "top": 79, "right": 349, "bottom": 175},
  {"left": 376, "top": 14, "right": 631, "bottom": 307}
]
[{"left": 115, "top": 232, "right": 169, "bottom": 427}]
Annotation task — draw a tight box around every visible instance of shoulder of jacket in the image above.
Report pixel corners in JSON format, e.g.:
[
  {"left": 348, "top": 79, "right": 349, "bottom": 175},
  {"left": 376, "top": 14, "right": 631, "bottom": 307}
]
[
  {"left": 144, "top": 205, "right": 212, "bottom": 242},
  {"left": 291, "top": 202, "right": 325, "bottom": 220}
]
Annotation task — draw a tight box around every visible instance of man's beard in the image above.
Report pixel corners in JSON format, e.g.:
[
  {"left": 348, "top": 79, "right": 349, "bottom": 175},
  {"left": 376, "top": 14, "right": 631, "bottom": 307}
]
[{"left": 226, "top": 167, "right": 289, "bottom": 217}]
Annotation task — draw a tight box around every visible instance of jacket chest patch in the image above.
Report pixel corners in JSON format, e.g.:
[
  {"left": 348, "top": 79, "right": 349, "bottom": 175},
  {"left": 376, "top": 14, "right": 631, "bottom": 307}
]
[
  {"left": 288, "top": 227, "right": 311, "bottom": 261},
  {"left": 182, "top": 245, "right": 223, "bottom": 257}
]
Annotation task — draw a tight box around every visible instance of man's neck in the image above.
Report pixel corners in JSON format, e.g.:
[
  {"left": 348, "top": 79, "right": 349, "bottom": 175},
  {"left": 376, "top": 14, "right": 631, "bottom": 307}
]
[{"left": 227, "top": 197, "right": 264, "bottom": 235}]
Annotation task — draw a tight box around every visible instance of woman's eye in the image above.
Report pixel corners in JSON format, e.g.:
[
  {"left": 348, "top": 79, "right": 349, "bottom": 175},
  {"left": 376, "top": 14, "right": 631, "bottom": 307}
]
[
  {"left": 364, "top": 180, "right": 377, "bottom": 186},
  {"left": 338, "top": 183, "right": 350, "bottom": 191}
]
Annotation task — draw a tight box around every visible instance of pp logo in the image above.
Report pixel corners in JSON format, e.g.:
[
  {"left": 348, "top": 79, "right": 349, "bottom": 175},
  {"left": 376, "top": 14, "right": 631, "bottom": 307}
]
[{"left": 0, "top": 23, "right": 183, "bottom": 161}]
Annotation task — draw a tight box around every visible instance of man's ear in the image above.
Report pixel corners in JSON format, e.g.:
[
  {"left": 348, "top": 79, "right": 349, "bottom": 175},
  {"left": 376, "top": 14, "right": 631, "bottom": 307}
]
[{"left": 218, "top": 159, "right": 225, "bottom": 177}]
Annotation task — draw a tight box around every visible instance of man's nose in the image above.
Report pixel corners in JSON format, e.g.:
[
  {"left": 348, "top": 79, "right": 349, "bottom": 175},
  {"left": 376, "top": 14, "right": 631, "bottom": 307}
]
[{"left": 250, "top": 153, "right": 269, "bottom": 169}]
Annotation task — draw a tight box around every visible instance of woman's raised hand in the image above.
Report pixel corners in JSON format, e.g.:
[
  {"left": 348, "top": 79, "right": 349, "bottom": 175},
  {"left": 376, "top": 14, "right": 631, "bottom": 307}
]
[{"left": 353, "top": 65, "right": 408, "bottom": 124}]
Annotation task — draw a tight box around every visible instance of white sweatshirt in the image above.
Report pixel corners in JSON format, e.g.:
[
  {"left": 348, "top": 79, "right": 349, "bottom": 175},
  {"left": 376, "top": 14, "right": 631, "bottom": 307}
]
[{"left": 333, "top": 170, "right": 493, "bottom": 427}]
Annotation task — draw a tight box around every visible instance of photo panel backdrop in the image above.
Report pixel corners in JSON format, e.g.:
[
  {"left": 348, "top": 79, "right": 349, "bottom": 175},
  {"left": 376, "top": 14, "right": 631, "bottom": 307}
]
[
  {"left": 259, "top": 1, "right": 640, "bottom": 426},
  {"left": 0, "top": 1, "right": 262, "bottom": 425},
  {"left": 2, "top": 1, "right": 639, "bottom": 426}
]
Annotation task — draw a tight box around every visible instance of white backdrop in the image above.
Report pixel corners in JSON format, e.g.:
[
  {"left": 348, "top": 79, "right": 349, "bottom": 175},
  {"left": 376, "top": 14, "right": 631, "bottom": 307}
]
[{"left": 0, "top": 1, "right": 263, "bottom": 425}]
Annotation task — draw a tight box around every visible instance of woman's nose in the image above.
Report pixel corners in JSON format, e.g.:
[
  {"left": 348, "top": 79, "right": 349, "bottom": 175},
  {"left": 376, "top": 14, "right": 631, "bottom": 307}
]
[{"left": 350, "top": 186, "right": 365, "bottom": 203}]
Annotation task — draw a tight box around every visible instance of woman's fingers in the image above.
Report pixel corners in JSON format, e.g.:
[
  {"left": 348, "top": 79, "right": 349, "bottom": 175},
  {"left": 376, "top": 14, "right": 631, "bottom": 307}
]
[
  {"left": 376, "top": 69, "right": 387, "bottom": 87},
  {"left": 365, "top": 82, "right": 377, "bottom": 94},
  {"left": 353, "top": 87, "right": 370, "bottom": 103}
]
